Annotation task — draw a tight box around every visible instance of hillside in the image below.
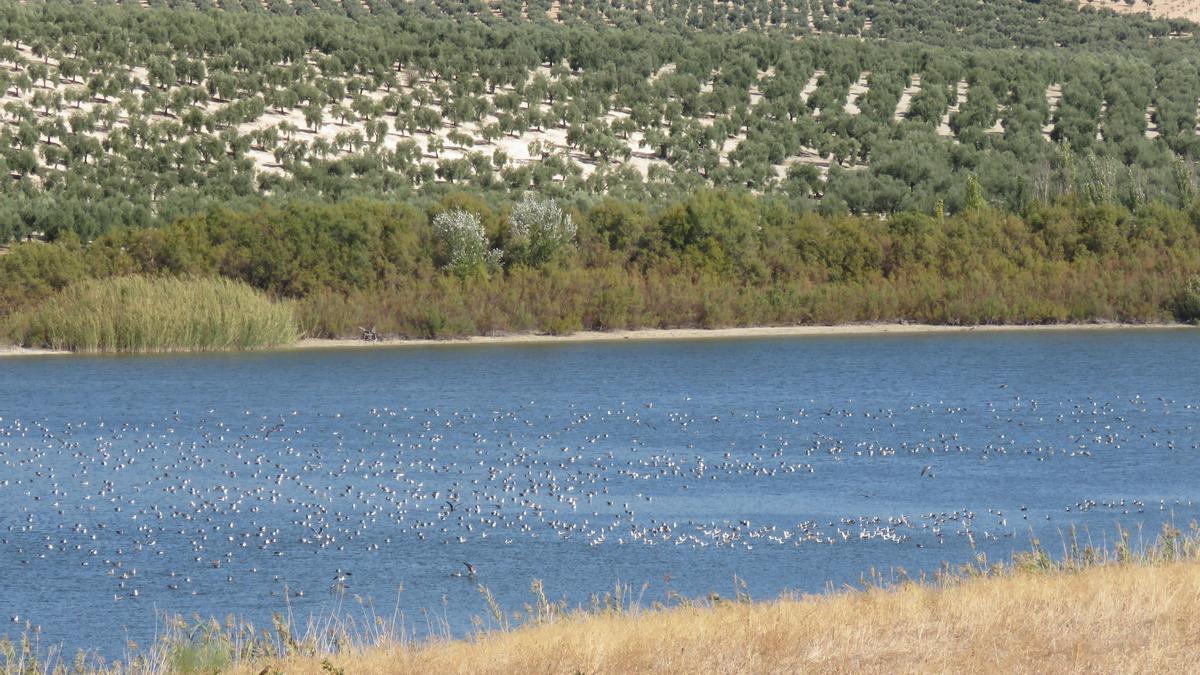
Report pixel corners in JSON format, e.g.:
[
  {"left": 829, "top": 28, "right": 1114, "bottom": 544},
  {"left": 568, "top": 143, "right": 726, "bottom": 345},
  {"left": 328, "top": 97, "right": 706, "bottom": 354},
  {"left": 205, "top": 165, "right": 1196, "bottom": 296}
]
[
  {"left": 1082, "top": 0, "right": 1200, "bottom": 25},
  {"left": 0, "top": 0, "right": 1195, "bottom": 243}
]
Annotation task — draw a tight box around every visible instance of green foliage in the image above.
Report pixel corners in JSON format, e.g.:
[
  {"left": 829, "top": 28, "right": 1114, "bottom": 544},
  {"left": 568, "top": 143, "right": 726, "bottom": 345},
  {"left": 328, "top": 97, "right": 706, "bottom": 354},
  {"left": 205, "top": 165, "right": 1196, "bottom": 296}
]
[
  {"left": 433, "top": 208, "right": 498, "bottom": 278},
  {"left": 0, "top": 238, "right": 89, "bottom": 314},
  {"left": 113, "top": 200, "right": 428, "bottom": 296},
  {"left": 647, "top": 190, "right": 766, "bottom": 278},
  {"left": 506, "top": 195, "right": 577, "bottom": 268},
  {"left": 0, "top": 0, "right": 1192, "bottom": 243},
  {"left": 7, "top": 276, "right": 299, "bottom": 352},
  {"left": 5, "top": 187, "right": 1200, "bottom": 346},
  {"left": 169, "top": 632, "right": 233, "bottom": 674},
  {"left": 581, "top": 199, "right": 649, "bottom": 258},
  {"left": 964, "top": 174, "right": 986, "bottom": 212},
  {"left": 1172, "top": 276, "right": 1200, "bottom": 323}
]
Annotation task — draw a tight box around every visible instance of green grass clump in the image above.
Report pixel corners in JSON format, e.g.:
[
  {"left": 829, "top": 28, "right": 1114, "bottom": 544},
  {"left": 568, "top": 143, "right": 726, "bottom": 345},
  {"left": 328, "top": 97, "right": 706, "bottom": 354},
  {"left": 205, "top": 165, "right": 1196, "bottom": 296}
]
[{"left": 7, "top": 276, "right": 299, "bottom": 353}]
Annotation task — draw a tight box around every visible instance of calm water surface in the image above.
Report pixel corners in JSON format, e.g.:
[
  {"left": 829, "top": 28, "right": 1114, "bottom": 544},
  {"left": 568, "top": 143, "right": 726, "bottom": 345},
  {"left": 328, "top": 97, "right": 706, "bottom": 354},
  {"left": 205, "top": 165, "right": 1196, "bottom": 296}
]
[{"left": 1, "top": 329, "right": 1197, "bottom": 658}]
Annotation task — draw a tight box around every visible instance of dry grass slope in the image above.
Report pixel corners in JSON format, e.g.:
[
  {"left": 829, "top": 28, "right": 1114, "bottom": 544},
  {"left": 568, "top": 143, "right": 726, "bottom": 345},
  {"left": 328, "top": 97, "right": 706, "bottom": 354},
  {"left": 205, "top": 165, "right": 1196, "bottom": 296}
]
[{"left": 231, "top": 560, "right": 1200, "bottom": 675}]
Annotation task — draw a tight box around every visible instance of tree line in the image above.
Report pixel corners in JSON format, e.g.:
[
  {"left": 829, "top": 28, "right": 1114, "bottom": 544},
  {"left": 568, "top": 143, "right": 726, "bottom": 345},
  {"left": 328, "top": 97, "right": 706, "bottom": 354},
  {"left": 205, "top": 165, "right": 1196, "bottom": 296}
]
[{"left": 4, "top": 189, "right": 1199, "bottom": 342}]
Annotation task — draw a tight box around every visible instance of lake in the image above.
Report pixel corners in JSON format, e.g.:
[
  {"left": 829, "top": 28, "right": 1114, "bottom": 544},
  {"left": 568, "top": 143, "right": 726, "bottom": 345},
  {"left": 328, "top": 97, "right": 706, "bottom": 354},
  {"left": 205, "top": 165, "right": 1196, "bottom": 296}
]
[{"left": 1, "top": 328, "right": 1197, "bottom": 659}]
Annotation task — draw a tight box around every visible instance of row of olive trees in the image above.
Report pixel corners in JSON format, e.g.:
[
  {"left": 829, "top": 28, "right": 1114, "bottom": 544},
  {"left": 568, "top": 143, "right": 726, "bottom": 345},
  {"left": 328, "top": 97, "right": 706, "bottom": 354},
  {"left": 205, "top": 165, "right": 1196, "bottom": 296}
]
[{"left": 0, "top": 1, "right": 1196, "bottom": 242}]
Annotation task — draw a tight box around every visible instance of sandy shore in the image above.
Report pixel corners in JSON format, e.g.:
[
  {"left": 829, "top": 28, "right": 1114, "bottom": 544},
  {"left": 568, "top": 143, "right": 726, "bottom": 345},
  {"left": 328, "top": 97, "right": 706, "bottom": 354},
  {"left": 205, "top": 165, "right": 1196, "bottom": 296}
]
[
  {"left": 0, "top": 323, "right": 1189, "bottom": 357},
  {"left": 0, "top": 345, "right": 70, "bottom": 358},
  {"left": 289, "top": 322, "right": 1191, "bottom": 351}
]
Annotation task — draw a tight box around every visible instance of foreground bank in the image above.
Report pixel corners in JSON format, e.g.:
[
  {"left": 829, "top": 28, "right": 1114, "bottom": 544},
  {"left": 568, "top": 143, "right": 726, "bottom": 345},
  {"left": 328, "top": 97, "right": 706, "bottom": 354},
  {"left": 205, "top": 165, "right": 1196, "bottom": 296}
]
[
  {"left": 24, "top": 527, "right": 1189, "bottom": 674},
  {"left": 227, "top": 557, "right": 1198, "bottom": 674}
]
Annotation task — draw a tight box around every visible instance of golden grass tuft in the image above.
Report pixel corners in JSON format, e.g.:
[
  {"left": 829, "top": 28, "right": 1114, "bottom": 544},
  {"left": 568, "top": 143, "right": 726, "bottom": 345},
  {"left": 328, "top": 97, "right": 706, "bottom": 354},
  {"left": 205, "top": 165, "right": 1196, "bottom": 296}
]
[
  {"left": 217, "top": 560, "right": 1200, "bottom": 674},
  {"left": 5, "top": 276, "right": 299, "bottom": 353},
  {"left": 208, "top": 525, "right": 1200, "bottom": 675},
  {"left": 6, "top": 527, "right": 1200, "bottom": 674}
]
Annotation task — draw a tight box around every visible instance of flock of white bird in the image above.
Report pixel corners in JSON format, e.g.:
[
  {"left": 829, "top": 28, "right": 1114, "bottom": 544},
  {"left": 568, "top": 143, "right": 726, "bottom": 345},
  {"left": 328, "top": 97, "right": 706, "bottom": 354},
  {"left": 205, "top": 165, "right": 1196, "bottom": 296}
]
[{"left": 0, "top": 392, "right": 1195, "bottom": 615}]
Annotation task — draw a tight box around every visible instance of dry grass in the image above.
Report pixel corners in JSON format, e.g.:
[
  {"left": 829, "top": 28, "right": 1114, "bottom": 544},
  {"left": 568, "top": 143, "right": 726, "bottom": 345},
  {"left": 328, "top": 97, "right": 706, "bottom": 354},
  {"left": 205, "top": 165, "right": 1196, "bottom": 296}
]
[
  {"left": 227, "top": 561, "right": 1200, "bottom": 675},
  {"left": 6, "top": 526, "right": 1200, "bottom": 674}
]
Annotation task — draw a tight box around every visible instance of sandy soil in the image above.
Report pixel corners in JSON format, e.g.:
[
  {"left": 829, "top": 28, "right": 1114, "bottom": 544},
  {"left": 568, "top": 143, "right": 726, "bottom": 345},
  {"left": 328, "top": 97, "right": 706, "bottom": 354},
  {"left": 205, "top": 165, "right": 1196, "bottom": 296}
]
[
  {"left": 936, "top": 80, "right": 970, "bottom": 138},
  {"left": 893, "top": 74, "right": 921, "bottom": 120},
  {"left": 842, "top": 71, "right": 870, "bottom": 115},
  {"left": 1044, "top": 83, "right": 1063, "bottom": 140},
  {"left": 0, "top": 345, "right": 70, "bottom": 357},
  {"left": 285, "top": 323, "right": 1189, "bottom": 351},
  {"left": 4, "top": 323, "right": 1186, "bottom": 358},
  {"left": 801, "top": 70, "right": 824, "bottom": 104},
  {"left": 1079, "top": 0, "right": 1200, "bottom": 24}
]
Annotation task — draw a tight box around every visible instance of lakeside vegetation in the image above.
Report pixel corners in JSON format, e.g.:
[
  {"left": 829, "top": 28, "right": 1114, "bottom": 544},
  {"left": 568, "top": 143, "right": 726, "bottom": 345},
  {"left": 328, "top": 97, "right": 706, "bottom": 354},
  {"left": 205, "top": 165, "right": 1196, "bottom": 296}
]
[
  {"left": 6, "top": 276, "right": 297, "bottom": 352},
  {"left": 3, "top": 190, "right": 1199, "bottom": 349},
  {"left": 4, "top": 524, "right": 1197, "bottom": 673},
  {"left": 0, "top": 0, "right": 1195, "bottom": 348}
]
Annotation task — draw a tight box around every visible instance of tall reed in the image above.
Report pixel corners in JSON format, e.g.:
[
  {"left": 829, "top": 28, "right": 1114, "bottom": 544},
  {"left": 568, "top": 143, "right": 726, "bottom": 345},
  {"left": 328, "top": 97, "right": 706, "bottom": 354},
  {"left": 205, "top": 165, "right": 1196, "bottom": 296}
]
[{"left": 6, "top": 276, "right": 299, "bottom": 353}]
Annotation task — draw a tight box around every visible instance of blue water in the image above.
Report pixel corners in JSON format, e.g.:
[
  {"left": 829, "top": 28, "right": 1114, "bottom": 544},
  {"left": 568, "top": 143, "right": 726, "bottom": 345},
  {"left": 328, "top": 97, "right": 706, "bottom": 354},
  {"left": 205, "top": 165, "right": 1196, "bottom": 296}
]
[{"left": 1, "top": 329, "right": 1198, "bottom": 659}]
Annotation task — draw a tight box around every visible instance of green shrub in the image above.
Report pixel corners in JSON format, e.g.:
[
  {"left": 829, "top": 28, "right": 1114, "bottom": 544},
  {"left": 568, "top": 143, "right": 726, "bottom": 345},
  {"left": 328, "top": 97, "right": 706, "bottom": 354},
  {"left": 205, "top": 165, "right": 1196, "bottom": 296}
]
[
  {"left": 7, "top": 276, "right": 299, "bottom": 352},
  {"left": 433, "top": 209, "right": 501, "bottom": 278},
  {"left": 1172, "top": 276, "right": 1200, "bottom": 323},
  {"left": 506, "top": 195, "right": 577, "bottom": 267},
  {"left": 0, "top": 239, "right": 89, "bottom": 315}
]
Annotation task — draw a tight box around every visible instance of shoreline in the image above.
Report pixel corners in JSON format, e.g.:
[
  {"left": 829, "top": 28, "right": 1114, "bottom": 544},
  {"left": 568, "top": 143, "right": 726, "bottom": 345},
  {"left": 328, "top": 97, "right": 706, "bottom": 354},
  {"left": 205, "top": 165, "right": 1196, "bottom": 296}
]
[
  {"left": 0, "top": 322, "right": 1190, "bottom": 358},
  {"left": 0, "top": 345, "right": 71, "bottom": 357},
  {"left": 288, "top": 321, "right": 1191, "bottom": 350},
  {"left": 223, "top": 558, "right": 1200, "bottom": 674}
]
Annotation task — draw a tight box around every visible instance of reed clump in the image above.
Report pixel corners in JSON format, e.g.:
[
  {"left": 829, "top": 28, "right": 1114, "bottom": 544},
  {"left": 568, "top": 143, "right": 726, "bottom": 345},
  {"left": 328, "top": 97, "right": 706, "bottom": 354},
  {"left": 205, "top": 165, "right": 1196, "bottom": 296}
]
[{"left": 6, "top": 276, "right": 299, "bottom": 353}]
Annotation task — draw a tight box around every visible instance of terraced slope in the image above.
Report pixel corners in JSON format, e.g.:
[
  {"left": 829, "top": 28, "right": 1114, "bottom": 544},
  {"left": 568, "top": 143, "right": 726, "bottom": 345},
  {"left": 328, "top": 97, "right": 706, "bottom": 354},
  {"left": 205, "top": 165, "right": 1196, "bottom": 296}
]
[{"left": 0, "top": 0, "right": 1196, "bottom": 242}]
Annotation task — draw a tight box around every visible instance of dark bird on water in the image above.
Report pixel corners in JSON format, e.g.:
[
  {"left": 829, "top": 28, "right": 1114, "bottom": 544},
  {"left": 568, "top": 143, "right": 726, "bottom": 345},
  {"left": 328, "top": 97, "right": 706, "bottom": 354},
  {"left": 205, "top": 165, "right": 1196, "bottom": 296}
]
[{"left": 451, "top": 561, "right": 478, "bottom": 578}]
